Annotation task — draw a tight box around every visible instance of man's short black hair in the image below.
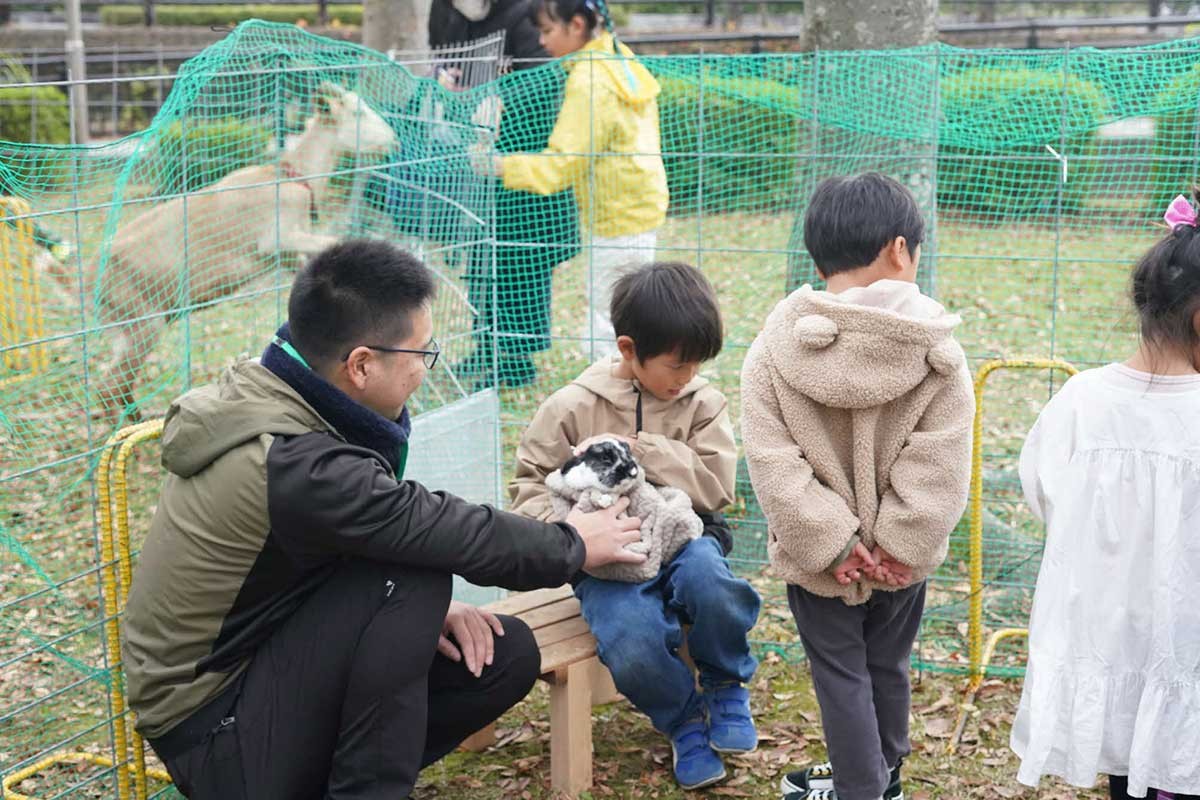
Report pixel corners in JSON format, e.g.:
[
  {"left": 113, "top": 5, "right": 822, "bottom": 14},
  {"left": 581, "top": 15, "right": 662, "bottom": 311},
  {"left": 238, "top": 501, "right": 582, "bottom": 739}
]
[
  {"left": 610, "top": 262, "right": 723, "bottom": 363},
  {"left": 803, "top": 172, "right": 925, "bottom": 277},
  {"left": 288, "top": 239, "right": 436, "bottom": 368}
]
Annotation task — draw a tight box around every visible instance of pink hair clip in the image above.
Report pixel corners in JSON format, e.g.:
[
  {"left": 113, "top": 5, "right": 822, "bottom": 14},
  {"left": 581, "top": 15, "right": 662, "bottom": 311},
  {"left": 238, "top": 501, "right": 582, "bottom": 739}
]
[{"left": 1163, "top": 194, "right": 1197, "bottom": 228}]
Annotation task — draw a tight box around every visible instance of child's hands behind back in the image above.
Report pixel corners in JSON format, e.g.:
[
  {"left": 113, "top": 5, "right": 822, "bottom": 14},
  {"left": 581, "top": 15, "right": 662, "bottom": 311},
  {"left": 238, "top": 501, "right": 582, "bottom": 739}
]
[
  {"left": 867, "top": 546, "right": 914, "bottom": 587},
  {"left": 832, "top": 542, "right": 876, "bottom": 585}
]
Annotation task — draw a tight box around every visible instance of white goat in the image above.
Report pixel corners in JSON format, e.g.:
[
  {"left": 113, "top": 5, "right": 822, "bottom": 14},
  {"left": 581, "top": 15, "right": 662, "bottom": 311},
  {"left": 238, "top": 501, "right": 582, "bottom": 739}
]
[{"left": 60, "top": 82, "right": 396, "bottom": 416}]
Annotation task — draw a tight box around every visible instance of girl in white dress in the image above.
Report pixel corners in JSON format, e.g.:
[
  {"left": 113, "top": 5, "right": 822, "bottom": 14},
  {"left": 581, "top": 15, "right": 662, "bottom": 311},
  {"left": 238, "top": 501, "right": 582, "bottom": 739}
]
[{"left": 1012, "top": 193, "right": 1200, "bottom": 800}]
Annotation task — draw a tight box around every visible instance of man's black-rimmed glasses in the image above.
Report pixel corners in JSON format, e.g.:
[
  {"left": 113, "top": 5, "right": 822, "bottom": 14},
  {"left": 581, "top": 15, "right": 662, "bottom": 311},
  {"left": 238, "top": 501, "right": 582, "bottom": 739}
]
[{"left": 344, "top": 338, "right": 440, "bottom": 369}]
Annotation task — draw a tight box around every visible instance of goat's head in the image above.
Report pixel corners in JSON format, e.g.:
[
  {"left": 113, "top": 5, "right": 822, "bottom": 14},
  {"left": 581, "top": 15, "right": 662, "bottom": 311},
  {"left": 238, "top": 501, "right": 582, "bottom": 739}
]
[{"left": 313, "top": 81, "right": 396, "bottom": 155}]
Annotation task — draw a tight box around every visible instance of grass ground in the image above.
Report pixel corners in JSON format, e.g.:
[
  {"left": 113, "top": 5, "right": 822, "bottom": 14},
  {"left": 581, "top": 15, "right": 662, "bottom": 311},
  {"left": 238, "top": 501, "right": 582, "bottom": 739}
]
[
  {"left": 0, "top": 193, "right": 1153, "bottom": 796},
  {"left": 416, "top": 645, "right": 1104, "bottom": 799},
  {"left": 393, "top": 207, "right": 1137, "bottom": 800}
]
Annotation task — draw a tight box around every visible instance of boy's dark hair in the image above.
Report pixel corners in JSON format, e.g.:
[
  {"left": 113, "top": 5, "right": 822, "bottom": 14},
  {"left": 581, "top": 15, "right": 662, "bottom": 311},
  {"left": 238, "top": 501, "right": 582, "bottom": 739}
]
[
  {"left": 803, "top": 172, "right": 925, "bottom": 277},
  {"left": 610, "top": 261, "right": 723, "bottom": 363},
  {"left": 288, "top": 239, "right": 436, "bottom": 368},
  {"left": 532, "top": 0, "right": 612, "bottom": 34},
  {"left": 1133, "top": 193, "right": 1200, "bottom": 370}
]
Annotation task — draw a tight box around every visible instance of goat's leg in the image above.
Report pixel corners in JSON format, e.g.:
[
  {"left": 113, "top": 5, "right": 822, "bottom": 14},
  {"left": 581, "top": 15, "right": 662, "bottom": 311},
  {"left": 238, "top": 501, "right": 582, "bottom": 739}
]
[{"left": 95, "top": 316, "right": 166, "bottom": 421}]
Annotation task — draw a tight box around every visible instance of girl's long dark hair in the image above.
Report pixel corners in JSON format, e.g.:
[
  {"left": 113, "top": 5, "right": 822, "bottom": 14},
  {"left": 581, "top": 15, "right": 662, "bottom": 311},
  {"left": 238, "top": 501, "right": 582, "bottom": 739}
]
[{"left": 1133, "top": 189, "right": 1200, "bottom": 370}]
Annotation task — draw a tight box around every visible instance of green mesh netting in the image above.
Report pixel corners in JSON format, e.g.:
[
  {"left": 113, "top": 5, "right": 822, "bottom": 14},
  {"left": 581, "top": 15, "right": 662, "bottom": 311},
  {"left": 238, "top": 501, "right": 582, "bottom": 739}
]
[{"left": 2, "top": 21, "right": 1199, "bottom": 794}]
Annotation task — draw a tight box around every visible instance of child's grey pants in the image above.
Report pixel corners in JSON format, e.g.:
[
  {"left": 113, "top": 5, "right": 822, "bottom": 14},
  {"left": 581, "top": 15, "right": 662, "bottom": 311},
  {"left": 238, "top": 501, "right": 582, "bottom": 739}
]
[{"left": 787, "top": 581, "right": 926, "bottom": 800}]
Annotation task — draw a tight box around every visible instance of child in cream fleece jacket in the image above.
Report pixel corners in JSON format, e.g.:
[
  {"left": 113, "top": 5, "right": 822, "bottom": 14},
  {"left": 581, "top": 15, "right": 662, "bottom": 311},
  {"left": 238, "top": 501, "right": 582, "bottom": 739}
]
[{"left": 741, "top": 173, "right": 974, "bottom": 800}]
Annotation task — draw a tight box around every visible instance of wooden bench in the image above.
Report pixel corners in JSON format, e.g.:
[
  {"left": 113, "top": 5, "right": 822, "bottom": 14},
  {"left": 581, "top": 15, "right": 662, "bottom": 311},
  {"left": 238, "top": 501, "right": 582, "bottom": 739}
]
[{"left": 462, "top": 584, "right": 622, "bottom": 797}]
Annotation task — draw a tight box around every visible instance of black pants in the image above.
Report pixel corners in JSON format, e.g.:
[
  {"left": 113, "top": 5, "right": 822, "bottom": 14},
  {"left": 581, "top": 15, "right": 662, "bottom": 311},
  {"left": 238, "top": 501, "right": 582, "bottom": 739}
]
[
  {"left": 1110, "top": 775, "right": 1200, "bottom": 800},
  {"left": 787, "top": 582, "right": 927, "bottom": 800},
  {"left": 153, "top": 560, "right": 541, "bottom": 799}
]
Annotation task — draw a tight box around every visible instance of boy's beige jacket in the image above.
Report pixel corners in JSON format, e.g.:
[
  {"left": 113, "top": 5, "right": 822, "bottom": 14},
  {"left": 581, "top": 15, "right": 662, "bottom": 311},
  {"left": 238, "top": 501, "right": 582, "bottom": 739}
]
[
  {"left": 509, "top": 358, "right": 736, "bottom": 521},
  {"left": 740, "top": 284, "right": 975, "bottom": 605}
]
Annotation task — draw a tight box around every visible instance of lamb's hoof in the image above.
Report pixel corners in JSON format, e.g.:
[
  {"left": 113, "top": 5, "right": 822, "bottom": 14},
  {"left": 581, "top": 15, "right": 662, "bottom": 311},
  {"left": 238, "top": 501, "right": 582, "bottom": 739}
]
[{"left": 596, "top": 493, "right": 614, "bottom": 507}]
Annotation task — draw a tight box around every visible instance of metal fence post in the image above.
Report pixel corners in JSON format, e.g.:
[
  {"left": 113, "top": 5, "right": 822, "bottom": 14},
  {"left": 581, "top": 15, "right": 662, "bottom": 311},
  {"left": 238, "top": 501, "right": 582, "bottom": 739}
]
[{"left": 64, "top": 0, "right": 89, "bottom": 143}]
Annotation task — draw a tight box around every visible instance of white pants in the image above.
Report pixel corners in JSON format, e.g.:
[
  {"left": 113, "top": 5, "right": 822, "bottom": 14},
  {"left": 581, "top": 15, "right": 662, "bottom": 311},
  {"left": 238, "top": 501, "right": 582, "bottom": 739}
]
[{"left": 583, "top": 230, "right": 659, "bottom": 359}]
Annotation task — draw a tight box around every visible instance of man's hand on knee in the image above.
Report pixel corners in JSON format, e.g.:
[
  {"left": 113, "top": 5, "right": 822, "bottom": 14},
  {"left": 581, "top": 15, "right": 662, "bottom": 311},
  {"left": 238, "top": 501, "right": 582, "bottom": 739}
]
[{"left": 439, "top": 601, "right": 505, "bottom": 678}]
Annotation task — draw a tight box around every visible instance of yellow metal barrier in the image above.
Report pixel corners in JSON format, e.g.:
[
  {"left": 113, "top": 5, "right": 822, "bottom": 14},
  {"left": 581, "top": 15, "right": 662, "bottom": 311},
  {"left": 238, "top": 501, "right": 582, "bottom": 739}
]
[
  {"left": 1, "top": 750, "right": 171, "bottom": 800},
  {"left": 4, "top": 420, "right": 171, "bottom": 800},
  {"left": 948, "top": 358, "right": 1078, "bottom": 752},
  {"left": 0, "top": 197, "right": 48, "bottom": 384},
  {"left": 111, "top": 421, "right": 167, "bottom": 799}
]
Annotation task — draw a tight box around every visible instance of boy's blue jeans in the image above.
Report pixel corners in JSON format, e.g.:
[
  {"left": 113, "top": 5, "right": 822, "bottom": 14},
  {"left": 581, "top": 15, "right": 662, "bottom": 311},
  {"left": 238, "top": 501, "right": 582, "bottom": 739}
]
[{"left": 575, "top": 536, "right": 761, "bottom": 734}]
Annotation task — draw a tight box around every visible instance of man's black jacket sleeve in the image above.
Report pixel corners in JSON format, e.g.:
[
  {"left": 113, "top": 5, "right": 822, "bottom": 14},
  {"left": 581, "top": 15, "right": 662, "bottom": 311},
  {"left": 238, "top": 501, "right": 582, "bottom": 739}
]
[{"left": 267, "top": 434, "right": 586, "bottom": 590}]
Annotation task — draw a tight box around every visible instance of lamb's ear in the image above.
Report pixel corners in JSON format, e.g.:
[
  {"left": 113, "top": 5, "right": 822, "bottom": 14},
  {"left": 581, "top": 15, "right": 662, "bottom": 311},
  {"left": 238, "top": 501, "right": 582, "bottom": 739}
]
[
  {"left": 618, "top": 440, "right": 634, "bottom": 459},
  {"left": 559, "top": 452, "right": 585, "bottom": 474}
]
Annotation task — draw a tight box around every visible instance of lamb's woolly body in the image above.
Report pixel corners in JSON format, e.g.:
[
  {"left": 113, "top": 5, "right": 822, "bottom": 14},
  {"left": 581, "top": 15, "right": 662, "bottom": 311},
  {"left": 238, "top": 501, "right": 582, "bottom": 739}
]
[{"left": 546, "top": 438, "right": 702, "bottom": 583}]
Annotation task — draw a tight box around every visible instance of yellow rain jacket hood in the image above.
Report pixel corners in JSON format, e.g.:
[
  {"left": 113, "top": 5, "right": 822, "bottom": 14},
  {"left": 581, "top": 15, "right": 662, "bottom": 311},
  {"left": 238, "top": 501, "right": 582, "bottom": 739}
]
[{"left": 501, "top": 32, "right": 669, "bottom": 237}]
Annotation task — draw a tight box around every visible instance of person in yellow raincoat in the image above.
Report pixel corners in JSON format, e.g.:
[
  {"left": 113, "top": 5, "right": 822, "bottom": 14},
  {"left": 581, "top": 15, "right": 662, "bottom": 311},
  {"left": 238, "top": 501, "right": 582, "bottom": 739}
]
[{"left": 473, "top": 0, "right": 669, "bottom": 358}]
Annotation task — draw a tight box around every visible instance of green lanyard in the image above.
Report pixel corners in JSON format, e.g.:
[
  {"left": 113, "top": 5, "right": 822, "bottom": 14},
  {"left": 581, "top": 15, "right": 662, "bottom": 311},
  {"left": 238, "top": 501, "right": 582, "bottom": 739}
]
[
  {"left": 396, "top": 442, "right": 408, "bottom": 480},
  {"left": 272, "top": 336, "right": 312, "bottom": 370}
]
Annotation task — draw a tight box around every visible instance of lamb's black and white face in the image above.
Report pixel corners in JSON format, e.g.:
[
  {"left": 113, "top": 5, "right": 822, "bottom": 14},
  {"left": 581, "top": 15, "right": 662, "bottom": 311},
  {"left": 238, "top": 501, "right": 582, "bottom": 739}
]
[{"left": 560, "top": 439, "right": 641, "bottom": 494}]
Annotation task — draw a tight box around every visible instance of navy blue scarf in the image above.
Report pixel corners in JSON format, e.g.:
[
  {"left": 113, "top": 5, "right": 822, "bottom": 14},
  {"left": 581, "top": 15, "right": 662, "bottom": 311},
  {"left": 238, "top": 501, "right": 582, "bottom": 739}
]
[{"left": 261, "top": 323, "right": 411, "bottom": 477}]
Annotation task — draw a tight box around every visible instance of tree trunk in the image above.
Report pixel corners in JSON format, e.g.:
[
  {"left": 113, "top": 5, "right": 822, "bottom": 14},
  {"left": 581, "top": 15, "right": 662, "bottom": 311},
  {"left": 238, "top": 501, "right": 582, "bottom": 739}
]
[
  {"left": 801, "top": 0, "right": 936, "bottom": 51},
  {"left": 363, "top": 0, "right": 432, "bottom": 55},
  {"left": 786, "top": 0, "right": 940, "bottom": 295}
]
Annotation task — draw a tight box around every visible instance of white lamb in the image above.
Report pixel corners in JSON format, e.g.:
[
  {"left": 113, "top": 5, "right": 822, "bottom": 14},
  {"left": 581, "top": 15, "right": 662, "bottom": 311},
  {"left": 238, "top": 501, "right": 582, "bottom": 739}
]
[{"left": 546, "top": 437, "right": 703, "bottom": 583}]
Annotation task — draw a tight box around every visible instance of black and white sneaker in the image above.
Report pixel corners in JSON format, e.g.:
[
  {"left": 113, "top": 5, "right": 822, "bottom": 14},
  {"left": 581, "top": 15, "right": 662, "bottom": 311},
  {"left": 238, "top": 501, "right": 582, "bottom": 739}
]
[
  {"left": 783, "top": 791, "right": 845, "bottom": 800},
  {"left": 780, "top": 761, "right": 903, "bottom": 799},
  {"left": 783, "top": 787, "right": 903, "bottom": 800},
  {"left": 780, "top": 761, "right": 834, "bottom": 794}
]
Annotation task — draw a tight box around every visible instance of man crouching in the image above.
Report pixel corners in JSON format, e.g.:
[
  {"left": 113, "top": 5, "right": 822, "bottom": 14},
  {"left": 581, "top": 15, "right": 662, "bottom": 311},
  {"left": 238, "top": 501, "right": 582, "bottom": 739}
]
[{"left": 122, "top": 239, "right": 644, "bottom": 799}]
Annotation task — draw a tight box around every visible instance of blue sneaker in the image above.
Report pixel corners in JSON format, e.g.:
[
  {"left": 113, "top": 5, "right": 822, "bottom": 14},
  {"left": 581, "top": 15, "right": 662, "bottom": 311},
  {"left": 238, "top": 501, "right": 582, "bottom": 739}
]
[
  {"left": 669, "top": 718, "right": 726, "bottom": 790},
  {"left": 705, "top": 683, "right": 758, "bottom": 753}
]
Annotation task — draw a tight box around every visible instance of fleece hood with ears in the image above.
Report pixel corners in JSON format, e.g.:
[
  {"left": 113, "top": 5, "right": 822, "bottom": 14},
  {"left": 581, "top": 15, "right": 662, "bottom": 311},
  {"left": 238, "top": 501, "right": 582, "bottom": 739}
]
[
  {"left": 740, "top": 283, "right": 975, "bottom": 605},
  {"left": 763, "top": 283, "right": 965, "bottom": 410},
  {"left": 500, "top": 32, "right": 669, "bottom": 237}
]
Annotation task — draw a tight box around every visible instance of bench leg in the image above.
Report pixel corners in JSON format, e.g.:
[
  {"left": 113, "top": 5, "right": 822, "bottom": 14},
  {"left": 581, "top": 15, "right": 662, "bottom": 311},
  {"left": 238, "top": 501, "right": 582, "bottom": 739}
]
[
  {"left": 460, "top": 723, "right": 496, "bottom": 752},
  {"left": 549, "top": 657, "right": 595, "bottom": 797},
  {"left": 588, "top": 658, "right": 623, "bottom": 706}
]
